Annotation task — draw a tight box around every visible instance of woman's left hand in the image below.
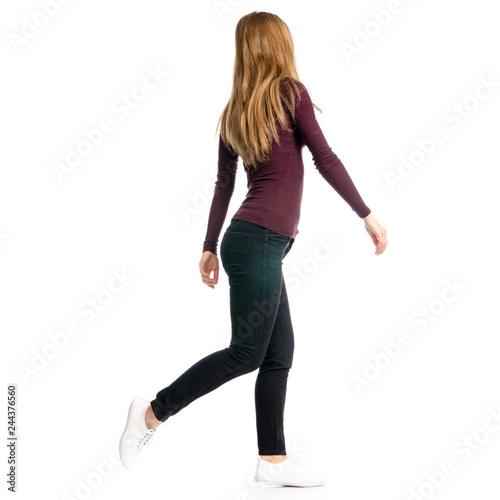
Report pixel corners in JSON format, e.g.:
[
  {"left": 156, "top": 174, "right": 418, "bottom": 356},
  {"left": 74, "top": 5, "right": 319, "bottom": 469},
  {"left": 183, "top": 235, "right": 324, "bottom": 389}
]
[{"left": 363, "top": 213, "right": 387, "bottom": 256}]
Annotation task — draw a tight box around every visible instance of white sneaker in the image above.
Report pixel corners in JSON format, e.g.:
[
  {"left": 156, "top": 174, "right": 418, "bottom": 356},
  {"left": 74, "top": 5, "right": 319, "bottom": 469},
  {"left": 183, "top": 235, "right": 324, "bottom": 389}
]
[
  {"left": 119, "top": 397, "right": 156, "bottom": 469},
  {"left": 254, "top": 455, "right": 326, "bottom": 487}
]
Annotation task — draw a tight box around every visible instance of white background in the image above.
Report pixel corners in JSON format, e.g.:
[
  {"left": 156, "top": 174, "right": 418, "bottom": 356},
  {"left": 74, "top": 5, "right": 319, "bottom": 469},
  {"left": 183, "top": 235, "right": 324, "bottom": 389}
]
[{"left": 1, "top": 1, "right": 499, "bottom": 499}]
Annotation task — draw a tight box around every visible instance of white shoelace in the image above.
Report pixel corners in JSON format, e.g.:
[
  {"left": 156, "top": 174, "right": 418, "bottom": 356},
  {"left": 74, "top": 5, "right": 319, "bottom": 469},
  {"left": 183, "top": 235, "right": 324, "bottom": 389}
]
[{"left": 137, "top": 429, "right": 155, "bottom": 447}]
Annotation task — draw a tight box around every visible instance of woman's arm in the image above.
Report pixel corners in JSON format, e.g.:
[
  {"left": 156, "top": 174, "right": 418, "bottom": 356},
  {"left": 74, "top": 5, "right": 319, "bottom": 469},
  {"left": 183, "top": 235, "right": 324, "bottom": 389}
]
[
  {"left": 202, "top": 133, "right": 239, "bottom": 255},
  {"left": 292, "top": 81, "right": 387, "bottom": 256},
  {"left": 292, "top": 81, "right": 371, "bottom": 218}
]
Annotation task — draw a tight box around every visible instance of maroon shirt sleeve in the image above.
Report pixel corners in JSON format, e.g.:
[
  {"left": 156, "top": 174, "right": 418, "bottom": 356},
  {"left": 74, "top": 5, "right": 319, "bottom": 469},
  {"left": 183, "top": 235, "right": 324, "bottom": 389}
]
[
  {"left": 202, "top": 133, "right": 239, "bottom": 255},
  {"left": 293, "top": 82, "right": 371, "bottom": 218}
]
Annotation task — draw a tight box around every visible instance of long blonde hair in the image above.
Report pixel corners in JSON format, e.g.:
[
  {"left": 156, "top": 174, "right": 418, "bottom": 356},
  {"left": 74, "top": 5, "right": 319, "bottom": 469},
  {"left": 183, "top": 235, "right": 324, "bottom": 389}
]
[{"left": 216, "top": 11, "right": 322, "bottom": 169}]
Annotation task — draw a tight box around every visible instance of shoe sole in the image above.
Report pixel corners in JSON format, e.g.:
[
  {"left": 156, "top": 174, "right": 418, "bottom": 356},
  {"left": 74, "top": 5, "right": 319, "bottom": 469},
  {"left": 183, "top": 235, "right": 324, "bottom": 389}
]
[
  {"left": 119, "top": 398, "right": 143, "bottom": 469},
  {"left": 254, "top": 477, "right": 324, "bottom": 487}
]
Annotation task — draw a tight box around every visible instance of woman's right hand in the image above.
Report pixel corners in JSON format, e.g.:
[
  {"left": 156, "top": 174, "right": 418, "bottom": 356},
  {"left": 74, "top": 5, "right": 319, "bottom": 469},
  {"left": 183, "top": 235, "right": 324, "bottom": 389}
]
[
  {"left": 363, "top": 213, "right": 387, "bottom": 256},
  {"left": 199, "top": 251, "right": 219, "bottom": 288}
]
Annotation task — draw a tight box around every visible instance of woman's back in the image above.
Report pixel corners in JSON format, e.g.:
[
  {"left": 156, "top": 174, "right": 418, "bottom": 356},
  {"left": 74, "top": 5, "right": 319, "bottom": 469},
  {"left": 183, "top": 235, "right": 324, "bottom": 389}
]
[{"left": 203, "top": 79, "right": 371, "bottom": 255}]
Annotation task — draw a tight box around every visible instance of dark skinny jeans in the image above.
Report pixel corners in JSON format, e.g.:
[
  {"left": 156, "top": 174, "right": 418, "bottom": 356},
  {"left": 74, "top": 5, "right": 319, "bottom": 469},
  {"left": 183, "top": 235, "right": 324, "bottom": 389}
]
[{"left": 150, "top": 218, "right": 295, "bottom": 455}]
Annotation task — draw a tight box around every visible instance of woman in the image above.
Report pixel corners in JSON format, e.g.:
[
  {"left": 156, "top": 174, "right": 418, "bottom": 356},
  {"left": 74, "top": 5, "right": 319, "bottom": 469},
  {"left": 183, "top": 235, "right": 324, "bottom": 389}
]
[{"left": 120, "top": 11, "right": 387, "bottom": 487}]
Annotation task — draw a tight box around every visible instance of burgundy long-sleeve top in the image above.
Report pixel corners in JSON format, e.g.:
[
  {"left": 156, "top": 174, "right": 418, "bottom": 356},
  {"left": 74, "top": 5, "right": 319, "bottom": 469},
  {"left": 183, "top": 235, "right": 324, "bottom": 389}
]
[{"left": 202, "top": 80, "right": 371, "bottom": 255}]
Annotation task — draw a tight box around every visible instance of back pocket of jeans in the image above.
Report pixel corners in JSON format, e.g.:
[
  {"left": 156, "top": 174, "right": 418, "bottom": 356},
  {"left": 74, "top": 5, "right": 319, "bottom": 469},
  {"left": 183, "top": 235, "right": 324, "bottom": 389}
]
[{"left": 220, "top": 230, "right": 253, "bottom": 275}]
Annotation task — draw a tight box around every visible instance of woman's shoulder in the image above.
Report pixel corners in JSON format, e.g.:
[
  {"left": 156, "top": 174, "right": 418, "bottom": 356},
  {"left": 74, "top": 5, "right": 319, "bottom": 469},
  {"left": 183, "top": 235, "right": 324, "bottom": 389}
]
[
  {"left": 280, "top": 76, "right": 306, "bottom": 91},
  {"left": 279, "top": 77, "right": 309, "bottom": 103}
]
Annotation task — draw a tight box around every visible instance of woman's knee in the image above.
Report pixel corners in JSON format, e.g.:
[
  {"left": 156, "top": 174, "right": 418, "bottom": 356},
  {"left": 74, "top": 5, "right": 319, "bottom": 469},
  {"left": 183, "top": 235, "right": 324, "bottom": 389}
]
[{"left": 226, "top": 343, "right": 266, "bottom": 373}]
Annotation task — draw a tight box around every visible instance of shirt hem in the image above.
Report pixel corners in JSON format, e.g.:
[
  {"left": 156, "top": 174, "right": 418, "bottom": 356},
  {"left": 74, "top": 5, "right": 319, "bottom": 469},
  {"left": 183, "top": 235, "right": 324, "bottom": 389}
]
[{"left": 231, "top": 212, "right": 298, "bottom": 240}]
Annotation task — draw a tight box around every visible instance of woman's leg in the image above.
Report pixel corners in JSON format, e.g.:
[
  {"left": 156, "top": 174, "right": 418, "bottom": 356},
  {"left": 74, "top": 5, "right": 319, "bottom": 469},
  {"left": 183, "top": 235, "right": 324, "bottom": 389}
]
[
  {"left": 255, "top": 241, "right": 294, "bottom": 460},
  {"left": 149, "top": 221, "right": 290, "bottom": 424},
  {"left": 255, "top": 273, "right": 294, "bottom": 458}
]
